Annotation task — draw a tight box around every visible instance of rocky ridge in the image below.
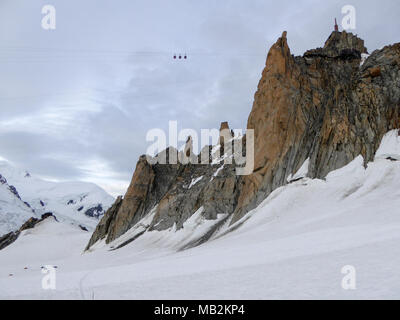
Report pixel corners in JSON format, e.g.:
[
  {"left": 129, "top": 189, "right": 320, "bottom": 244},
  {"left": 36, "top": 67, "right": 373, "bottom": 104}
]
[{"left": 87, "top": 30, "right": 400, "bottom": 251}]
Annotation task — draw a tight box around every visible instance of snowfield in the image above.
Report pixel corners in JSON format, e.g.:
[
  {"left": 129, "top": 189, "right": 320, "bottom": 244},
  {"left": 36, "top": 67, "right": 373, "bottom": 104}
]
[
  {"left": 0, "top": 131, "right": 400, "bottom": 299},
  {"left": 0, "top": 180, "right": 35, "bottom": 236},
  {"left": 0, "top": 160, "right": 115, "bottom": 234}
]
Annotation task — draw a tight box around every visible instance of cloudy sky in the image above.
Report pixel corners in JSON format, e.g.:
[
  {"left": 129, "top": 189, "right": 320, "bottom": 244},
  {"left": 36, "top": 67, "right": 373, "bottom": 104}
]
[{"left": 0, "top": 0, "right": 399, "bottom": 196}]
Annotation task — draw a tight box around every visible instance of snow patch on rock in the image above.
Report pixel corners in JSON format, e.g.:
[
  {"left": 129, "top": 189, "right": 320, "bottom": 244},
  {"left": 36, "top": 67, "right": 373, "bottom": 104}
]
[
  {"left": 189, "top": 176, "right": 203, "bottom": 189},
  {"left": 360, "top": 53, "right": 370, "bottom": 67},
  {"left": 375, "top": 129, "right": 400, "bottom": 161},
  {"left": 287, "top": 158, "right": 310, "bottom": 182}
]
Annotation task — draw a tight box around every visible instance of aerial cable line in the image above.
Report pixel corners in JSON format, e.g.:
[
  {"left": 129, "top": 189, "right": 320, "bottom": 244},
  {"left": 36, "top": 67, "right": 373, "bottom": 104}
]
[{"left": 0, "top": 45, "right": 266, "bottom": 57}]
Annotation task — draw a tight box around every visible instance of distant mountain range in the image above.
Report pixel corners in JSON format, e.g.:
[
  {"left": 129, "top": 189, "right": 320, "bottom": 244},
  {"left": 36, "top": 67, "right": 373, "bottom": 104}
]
[{"left": 0, "top": 160, "right": 114, "bottom": 236}]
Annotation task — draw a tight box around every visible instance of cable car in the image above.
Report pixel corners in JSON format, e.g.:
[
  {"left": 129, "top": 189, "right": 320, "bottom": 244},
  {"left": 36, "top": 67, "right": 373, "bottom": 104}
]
[{"left": 173, "top": 53, "right": 187, "bottom": 60}]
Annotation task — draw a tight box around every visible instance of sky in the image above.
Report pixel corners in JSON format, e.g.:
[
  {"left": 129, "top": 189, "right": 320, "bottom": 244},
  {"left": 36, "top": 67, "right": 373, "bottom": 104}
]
[{"left": 0, "top": 0, "right": 399, "bottom": 197}]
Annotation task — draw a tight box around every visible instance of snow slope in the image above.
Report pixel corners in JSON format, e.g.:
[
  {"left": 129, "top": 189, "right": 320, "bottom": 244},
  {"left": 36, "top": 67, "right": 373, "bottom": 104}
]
[
  {"left": 0, "top": 160, "right": 114, "bottom": 233},
  {"left": 375, "top": 129, "right": 400, "bottom": 160},
  {"left": 0, "top": 131, "right": 400, "bottom": 299},
  {"left": 0, "top": 176, "right": 36, "bottom": 235}
]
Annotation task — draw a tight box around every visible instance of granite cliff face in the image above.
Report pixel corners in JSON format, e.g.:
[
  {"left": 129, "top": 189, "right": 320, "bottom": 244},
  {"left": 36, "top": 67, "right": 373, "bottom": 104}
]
[
  {"left": 86, "top": 141, "right": 242, "bottom": 249},
  {"left": 233, "top": 31, "right": 400, "bottom": 222},
  {"left": 87, "top": 31, "right": 400, "bottom": 251}
]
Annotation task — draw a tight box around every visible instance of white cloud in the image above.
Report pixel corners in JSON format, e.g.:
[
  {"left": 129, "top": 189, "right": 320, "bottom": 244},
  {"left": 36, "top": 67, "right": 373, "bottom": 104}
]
[{"left": 0, "top": 0, "right": 398, "bottom": 194}]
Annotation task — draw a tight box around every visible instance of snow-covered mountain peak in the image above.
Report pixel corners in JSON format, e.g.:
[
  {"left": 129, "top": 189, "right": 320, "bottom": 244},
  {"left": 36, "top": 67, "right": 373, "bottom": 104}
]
[
  {"left": 0, "top": 178, "right": 35, "bottom": 236},
  {"left": 0, "top": 160, "right": 114, "bottom": 235}
]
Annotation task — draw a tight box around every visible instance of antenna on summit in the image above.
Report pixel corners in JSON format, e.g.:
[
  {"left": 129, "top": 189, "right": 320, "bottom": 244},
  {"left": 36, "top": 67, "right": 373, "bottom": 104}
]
[{"left": 334, "top": 18, "right": 339, "bottom": 32}]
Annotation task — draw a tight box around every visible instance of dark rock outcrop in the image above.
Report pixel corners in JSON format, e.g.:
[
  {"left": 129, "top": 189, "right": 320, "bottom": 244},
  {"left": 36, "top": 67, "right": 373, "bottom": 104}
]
[
  {"left": 79, "top": 225, "right": 89, "bottom": 232},
  {"left": 87, "top": 31, "right": 400, "bottom": 250},
  {"left": 84, "top": 204, "right": 104, "bottom": 218},
  {"left": 8, "top": 185, "right": 21, "bottom": 200},
  {"left": 0, "top": 174, "right": 7, "bottom": 185},
  {"left": 0, "top": 232, "right": 18, "bottom": 251}
]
